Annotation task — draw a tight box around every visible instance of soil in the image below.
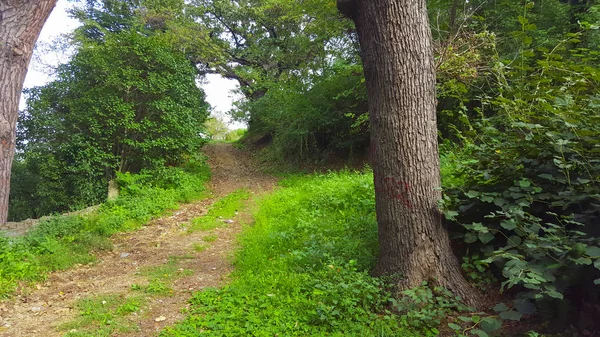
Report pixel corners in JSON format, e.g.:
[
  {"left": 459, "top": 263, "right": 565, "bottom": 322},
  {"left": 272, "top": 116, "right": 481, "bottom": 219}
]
[{"left": 0, "top": 143, "right": 277, "bottom": 337}]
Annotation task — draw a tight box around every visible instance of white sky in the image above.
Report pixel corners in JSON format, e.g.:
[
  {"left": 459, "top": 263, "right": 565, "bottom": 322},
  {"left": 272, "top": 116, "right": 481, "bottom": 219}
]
[
  {"left": 23, "top": 0, "right": 79, "bottom": 89},
  {"left": 23, "top": 0, "right": 243, "bottom": 129}
]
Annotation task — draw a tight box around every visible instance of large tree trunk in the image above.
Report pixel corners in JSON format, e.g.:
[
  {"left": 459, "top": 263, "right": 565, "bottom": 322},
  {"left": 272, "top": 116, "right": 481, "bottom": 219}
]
[
  {"left": 338, "top": 0, "right": 480, "bottom": 305},
  {"left": 0, "top": 0, "right": 57, "bottom": 224}
]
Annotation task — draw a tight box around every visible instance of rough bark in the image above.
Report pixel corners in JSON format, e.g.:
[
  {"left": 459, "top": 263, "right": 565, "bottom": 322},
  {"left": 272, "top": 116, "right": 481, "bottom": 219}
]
[
  {"left": 338, "top": 0, "right": 480, "bottom": 306},
  {"left": 0, "top": 0, "right": 57, "bottom": 224},
  {"left": 449, "top": 0, "right": 460, "bottom": 32}
]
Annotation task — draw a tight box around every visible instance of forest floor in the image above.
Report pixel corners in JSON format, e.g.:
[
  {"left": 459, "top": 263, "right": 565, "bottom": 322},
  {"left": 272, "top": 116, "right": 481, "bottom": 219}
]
[{"left": 0, "top": 143, "right": 277, "bottom": 337}]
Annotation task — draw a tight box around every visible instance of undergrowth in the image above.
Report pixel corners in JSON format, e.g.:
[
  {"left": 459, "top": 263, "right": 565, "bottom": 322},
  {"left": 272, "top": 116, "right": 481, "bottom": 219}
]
[
  {"left": 161, "top": 171, "right": 421, "bottom": 337},
  {"left": 0, "top": 158, "right": 210, "bottom": 298}
]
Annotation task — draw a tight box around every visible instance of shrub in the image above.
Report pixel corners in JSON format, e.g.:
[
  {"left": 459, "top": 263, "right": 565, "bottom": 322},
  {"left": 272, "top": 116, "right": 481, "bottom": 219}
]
[
  {"left": 440, "top": 27, "right": 600, "bottom": 328},
  {"left": 11, "top": 28, "right": 209, "bottom": 221}
]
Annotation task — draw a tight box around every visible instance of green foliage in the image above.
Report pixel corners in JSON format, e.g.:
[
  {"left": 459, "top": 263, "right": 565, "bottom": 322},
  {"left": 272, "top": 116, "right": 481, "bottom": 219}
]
[
  {"left": 391, "top": 282, "right": 470, "bottom": 336},
  {"left": 203, "top": 117, "right": 229, "bottom": 141},
  {"left": 8, "top": 160, "right": 43, "bottom": 220},
  {"left": 460, "top": 254, "right": 496, "bottom": 288},
  {"left": 192, "top": 0, "right": 354, "bottom": 100},
  {"left": 242, "top": 61, "right": 369, "bottom": 162},
  {"left": 0, "top": 160, "right": 210, "bottom": 298},
  {"left": 432, "top": 1, "right": 599, "bottom": 143},
  {"left": 203, "top": 120, "right": 245, "bottom": 143},
  {"left": 11, "top": 3, "right": 210, "bottom": 221},
  {"left": 391, "top": 283, "right": 508, "bottom": 337},
  {"left": 190, "top": 0, "right": 365, "bottom": 162},
  {"left": 440, "top": 18, "right": 600, "bottom": 329},
  {"left": 161, "top": 171, "right": 420, "bottom": 336},
  {"left": 224, "top": 128, "right": 246, "bottom": 143}
]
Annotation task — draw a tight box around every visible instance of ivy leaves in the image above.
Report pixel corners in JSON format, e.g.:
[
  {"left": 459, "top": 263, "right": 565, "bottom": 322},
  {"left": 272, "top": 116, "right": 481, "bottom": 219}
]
[{"left": 439, "top": 18, "right": 600, "bottom": 332}]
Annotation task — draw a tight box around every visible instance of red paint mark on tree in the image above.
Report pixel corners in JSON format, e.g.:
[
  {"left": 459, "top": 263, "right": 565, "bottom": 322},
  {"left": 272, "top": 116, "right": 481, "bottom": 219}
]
[{"left": 375, "top": 177, "right": 413, "bottom": 208}]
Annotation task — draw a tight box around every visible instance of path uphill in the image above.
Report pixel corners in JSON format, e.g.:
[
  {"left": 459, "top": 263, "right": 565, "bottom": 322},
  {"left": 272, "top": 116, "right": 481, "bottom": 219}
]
[{"left": 0, "top": 143, "right": 277, "bottom": 337}]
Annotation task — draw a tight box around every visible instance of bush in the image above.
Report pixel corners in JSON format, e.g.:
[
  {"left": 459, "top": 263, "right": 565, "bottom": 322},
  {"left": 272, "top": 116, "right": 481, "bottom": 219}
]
[
  {"left": 440, "top": 27, "right": 600, "bottom": 328},
  {"left": 239, "top": 61, "right": 369, "bottom": 162},
  {"left": 11, "top": 28, "right": 209, "bottom": 221},
  {"left": 224, "top": 129, "right": 246, "bottom": 142}
]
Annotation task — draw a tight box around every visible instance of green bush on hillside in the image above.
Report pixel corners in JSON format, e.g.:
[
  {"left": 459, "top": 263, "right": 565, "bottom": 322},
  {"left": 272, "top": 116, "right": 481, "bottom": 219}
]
[
  {"left": 11, "top": 27, "right": 209, "bottom": 221},
  {"left": 239, "top": 61, "right": 369, "bottom": 162}
]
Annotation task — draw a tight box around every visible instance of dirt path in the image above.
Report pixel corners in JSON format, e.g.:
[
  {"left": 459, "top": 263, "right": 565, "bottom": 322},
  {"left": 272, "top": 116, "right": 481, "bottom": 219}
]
[{"left": 0, "top": 143, "right": 277, "bottom": 337}]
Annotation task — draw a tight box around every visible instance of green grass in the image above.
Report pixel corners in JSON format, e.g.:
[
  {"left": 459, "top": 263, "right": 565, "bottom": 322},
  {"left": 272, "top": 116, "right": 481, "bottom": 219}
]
[
  {"left": 61, "top": 294, "right": 144, "bottom": 336},
  {"left": 439, "top": 142, "right": 480, "bottom": 189},
  {"left": 192, "top": 243, "right": 208, "bottom": 252},
  {"left": 63, "top": 255, "right": 199, "bottom": 336},
  {"left": 187, "top": 188, "right": 250, "bottom": 232},
  {"left": 133, "top": 256, "right": 194, "bottom": 296},
  {"left": 202, "top": 234, "right": 218, "bottom": 242},
  {"left": 161, "top": 171, "right": 421, "bottom": 337},
  {"left": 0, "top": 158, "right": 210, "bottom": 298}
]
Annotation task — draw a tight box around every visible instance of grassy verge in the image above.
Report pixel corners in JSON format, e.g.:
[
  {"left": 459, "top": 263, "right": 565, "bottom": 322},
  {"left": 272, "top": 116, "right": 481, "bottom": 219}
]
[
  {"left": 161, "top": 171, "right": 421, "bottom": 337},
  {"left": 0, "top": 158, "right": 210, "bottom": 298},
  {"left": 60, "top": 186, "right": 251, "bottom": 336}
]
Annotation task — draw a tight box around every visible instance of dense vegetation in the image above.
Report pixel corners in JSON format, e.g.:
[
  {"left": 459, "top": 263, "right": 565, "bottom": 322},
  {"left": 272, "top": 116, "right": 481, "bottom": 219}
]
[
  {"left": 9, "top": 0, "right": 210, "bottom": 221},
  {"left": 164, "top": 172, "right": 532, "bottom": 337},
  {"left": 0, "top": 0, "right": 599, "bottom": 335},
  {"left": 163, "top": 172, "right": 422, "bottom": 337},
  {"left": 219, "top": 0, "right": 600, "bottom": 332}
]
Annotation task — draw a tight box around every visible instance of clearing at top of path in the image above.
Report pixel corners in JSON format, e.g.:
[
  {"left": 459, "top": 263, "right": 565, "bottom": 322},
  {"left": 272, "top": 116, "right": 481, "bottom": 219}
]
[
  {"left": 203, "top": 142, "right": 276, "bottom": 197},
  {"left": 0, "top": 143, "right": 277, "bottom": 337}
]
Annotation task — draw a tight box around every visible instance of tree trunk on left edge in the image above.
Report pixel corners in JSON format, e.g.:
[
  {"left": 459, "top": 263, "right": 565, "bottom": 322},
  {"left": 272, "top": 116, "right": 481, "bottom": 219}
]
[
  {"left": 337, "top": 0, "right": 482, "bottom": 307},
  {"left": 0, "top": 0, "right": 57, "bottom": 224}
]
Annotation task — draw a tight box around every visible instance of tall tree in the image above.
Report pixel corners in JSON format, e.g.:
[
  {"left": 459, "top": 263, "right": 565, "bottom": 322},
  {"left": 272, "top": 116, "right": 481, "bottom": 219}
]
[
  {"left": 190, "top": 0, "right": 353, "bottom": 100},
  {"left": 0, "top": 0, "right": 57, "bottom": 224},
  {"left": 337, "top": 0, "right": 479, "bottom": 304},
  {"left": 14, "top": 28, "right": 209, "bottom": 220}
]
